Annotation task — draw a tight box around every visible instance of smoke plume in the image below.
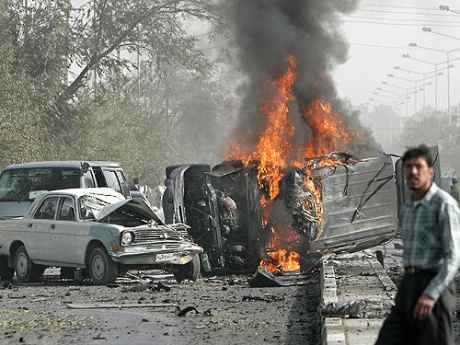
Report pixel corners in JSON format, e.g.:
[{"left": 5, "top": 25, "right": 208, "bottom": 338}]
[{"left": 223, "top": 0, "right": 379, "bottom": 157}]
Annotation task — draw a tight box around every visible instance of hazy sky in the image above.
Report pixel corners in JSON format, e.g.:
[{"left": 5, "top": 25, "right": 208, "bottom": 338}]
[{"left": 333, "top": 0, "right": 460, "bottom": 116}]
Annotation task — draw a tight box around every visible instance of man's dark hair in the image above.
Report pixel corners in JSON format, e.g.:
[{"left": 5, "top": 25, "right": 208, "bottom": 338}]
[{"left": 402, "top": 145, "right": 434, "bottom": 167}]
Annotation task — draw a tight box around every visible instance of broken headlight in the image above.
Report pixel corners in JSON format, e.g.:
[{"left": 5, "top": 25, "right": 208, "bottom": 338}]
[{"left": 121, "top": 231, "right": 134, "bottom": 246}]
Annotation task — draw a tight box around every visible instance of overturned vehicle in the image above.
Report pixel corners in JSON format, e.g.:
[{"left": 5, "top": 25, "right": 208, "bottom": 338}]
[
  {"left": 0, "top": 188, "right": 202, "bottom": 284},
  {"left": 163, "top": 153, "right": 399, "bottom": 275}
]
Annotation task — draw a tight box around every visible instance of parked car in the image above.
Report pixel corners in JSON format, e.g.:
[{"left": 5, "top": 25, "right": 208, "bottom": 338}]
[
  {"left": 0, "top": 161, "right": 133, "bottom": 219},
  {"left": 0, "top": 188, "right": 202, "bottom": 284}
]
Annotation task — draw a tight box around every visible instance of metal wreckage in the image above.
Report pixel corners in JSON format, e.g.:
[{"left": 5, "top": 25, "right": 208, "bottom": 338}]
[{"left": 161, "top": 149, "right": 443, "bottom": 281}]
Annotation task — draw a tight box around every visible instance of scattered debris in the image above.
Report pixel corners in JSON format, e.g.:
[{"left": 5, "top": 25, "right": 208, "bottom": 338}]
[
  {"left": 203, "top": 308, "right": 213, "bottom": 317},
  {"left": 106, "top": 283, "right": 120, "bottom": 288},
  {"left": 154, "top": 282, "right": 171, "bottom": 292},
  {"left": 248, "top": 270, "right": 282, "bottom": 288},
  {"left": 321, "top": 300, "right": 368, "bottom": 319},
  {"left": 65, "top": 303, "right": 177, "bottom": 310},
  {"left": 93, "top": 334, "right": 107, "bottom": 340},
  {"left": 176, "top": 306, "right": 200, "bottom": 317},
  {"left": 242, "top": 295, "right": 285, "bottom": 303}
]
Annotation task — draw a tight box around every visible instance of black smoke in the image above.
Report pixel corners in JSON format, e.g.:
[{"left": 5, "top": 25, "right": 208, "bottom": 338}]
[{"left": 222, "top": 0, "right": 379, "bottom": 157}]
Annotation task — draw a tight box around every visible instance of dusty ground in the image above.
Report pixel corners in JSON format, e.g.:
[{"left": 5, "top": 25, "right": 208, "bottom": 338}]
[{"left": 0, "top": 270, "right": 320, "bottom": 345}]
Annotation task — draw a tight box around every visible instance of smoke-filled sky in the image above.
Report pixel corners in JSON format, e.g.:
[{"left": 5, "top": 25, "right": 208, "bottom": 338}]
[
  {"left": 195, "top": 0, "right": 460, "bottom": 119},
  {"left": 218, "top": 0, "right": 354, "bottom": 144},
  {"left": 333, "top": 0, "right": 460, "bottom": 115}
]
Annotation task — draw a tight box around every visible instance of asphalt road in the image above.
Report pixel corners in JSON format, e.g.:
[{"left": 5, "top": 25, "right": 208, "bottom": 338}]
[{"left": 0, "top": 271, "right": 320, "bottom": 345}]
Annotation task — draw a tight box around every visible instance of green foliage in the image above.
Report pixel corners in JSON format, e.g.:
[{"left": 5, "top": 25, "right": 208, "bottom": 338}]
[
  {"left": 0, "top": 0, "right": 224, "bottom": 185},
  {"left": 401, "top": 108, "right": 460, "bottom": 174}
]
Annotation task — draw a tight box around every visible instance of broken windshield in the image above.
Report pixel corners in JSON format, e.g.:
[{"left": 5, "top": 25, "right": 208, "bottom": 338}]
[{"left": 0, "top": 168, "right": 81, "bottom": 202}]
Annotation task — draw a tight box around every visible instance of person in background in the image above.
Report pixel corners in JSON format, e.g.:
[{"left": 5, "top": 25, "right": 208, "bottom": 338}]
[
  {"left": 375, "top": 145, "right": 460, "bottom": 345},
  {"left": 450, "top": 177, "right": 460, "bottom": 204}
]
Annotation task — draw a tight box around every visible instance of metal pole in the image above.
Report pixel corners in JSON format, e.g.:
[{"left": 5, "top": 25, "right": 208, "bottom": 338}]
[
  {"left": 406, "top": 89, "right": 409, "bottom": 116},
  {"left": 435, "top": 64, "right": 438, "bottom": 110},
  {"left": 447, "top": 52, "right": 451, "bottom": 125}
]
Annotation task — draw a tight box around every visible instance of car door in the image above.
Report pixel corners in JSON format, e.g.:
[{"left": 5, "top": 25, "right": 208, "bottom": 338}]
[
  {"left": 29, "top": 196, "right": 59, "bottom": 262},
  {"left": 52, "top": 196, "right": 89, "bottom": 266},
  {"left": 309, "top": 154, "right": 398, "bottom": 254}
]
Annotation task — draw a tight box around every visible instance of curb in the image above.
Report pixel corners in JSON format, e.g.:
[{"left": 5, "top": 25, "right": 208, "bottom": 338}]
[{"left": 320, "top": 259, "right": 347, "bottom": 345}]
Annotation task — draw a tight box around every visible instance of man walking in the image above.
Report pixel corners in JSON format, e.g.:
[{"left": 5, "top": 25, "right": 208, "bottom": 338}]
[{"left": 375, "top": 145, "right": 460, "bottom": 345}]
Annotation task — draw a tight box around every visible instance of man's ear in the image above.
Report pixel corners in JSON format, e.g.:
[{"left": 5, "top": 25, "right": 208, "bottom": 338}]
[{"left": 429, "top": 167, "right": 434, "bottom": 178}]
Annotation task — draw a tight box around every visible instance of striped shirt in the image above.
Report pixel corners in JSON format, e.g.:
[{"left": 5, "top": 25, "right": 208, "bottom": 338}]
[{"left": 401, "top": 182, "right": 460, "bottom": 301}]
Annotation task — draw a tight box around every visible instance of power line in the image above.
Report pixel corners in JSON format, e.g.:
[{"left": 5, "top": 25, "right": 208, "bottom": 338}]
[
  {"left": 359, "top": 3, "right": 448, "bottom": 11},
  {"left": 350, "top": 42, "right": 406, "bottom": 49},
  {"left": 356, "top": 8, "right": 457, "bottom": 17},
  {"left": 348, "top": 15, "right": 460, "bottom": 24},
  {"left": 343, "top": 20, "right": 460, "bottom": 28}
]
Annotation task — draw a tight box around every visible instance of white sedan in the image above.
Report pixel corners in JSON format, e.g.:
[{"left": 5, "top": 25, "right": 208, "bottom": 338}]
[{"left": 0, "top": 188, "right": 203, "bottom": 284}]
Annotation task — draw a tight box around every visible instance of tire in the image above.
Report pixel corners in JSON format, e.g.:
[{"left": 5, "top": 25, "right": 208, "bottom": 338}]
[
  {"left": 0, "top": 256, "right": 14, "bottom": 281},
  {"left": 174, "top": 255, "right": 201, "bottom": 283},
  {"left": 87, "top": 246, "right": 118, "bottom": 285},
  {"left": 14, "top": 245, "right": 44, "bottom": 283}
]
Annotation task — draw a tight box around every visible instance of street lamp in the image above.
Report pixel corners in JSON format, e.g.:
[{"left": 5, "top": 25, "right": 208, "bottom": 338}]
[
  {"left": 440, "top": 4, "right": 460, "bottom": 15},
  {"left": 394, "top": 66, "right": 425, "bottom": 76},
  {"left": 388, "top": 73, "right": 419, "bottom": 113},
  {"left": 409, "top": 41, "right": 460, "bottom": 122},
  {"left": 402, "top": 53, "right": 442, "bottom": 109}
]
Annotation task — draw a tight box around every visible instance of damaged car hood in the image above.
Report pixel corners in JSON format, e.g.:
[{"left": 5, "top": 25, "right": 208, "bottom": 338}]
[{"left": 96, "top": 198, "right": 163, "bottom": 224}]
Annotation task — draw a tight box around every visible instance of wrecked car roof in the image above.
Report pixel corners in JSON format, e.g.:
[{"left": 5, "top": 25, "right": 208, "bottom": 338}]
[{"left": 5, "top": 161, "right": 121, "bottom": 170}]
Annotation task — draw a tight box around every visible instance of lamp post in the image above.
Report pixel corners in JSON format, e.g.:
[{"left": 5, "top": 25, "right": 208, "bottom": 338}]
[
  {"left": 402, "top": 53, "right": 447, "bottom": 110},
  {"left": 409, "top": 42, "right": 460, "bottom": 124},
  {"left": 439, "top": 4, "right": 460, "bottom": 15},
  {"left": 387, "top": 73, "right": 419, "bottom": 113}
]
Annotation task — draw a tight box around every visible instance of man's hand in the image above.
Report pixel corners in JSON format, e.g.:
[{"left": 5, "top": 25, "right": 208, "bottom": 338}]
[{"left": 414, "top": 294, "right": 435, "bottom": 319}]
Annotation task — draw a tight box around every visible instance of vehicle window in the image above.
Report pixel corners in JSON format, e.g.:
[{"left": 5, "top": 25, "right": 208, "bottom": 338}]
[
  {"left": 58, "top": 197, "right": 76, "bottom": 221},
  {"left": 0, "top": 168, "right": 81, "bottom": 202},
  {"left": 103, "top": 170, "right": 122, "bottom": 193},
  {"left": 92, "top": 167, "right": 107, "bottom": 187},
  {"left": 115, "top": 171, "right": 129, "bottom": 195},
  {"left": 34, "top": 197, "right": 59, "bottom": 220}
]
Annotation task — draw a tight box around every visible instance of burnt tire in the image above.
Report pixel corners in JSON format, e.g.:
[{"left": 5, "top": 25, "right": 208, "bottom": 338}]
[
  {"left": 174, "top": 255, "right": 201, "bottom": 283},
  {"left": 0, "top": 256, "right": 14, "bottom": 281},
  {"left": 14, "top": 245, "right": 44, "bottom": 283},
  {"left": 87, "top": 246, "right": 118, "bottom": 285}
]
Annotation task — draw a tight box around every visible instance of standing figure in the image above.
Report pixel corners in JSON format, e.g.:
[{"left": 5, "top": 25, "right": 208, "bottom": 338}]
[
  {"left": 375, "top": 145, "right": 460, "bottom": 345},
  {"left": 450, "top": 177, "right": 460, "bottom": 204}
]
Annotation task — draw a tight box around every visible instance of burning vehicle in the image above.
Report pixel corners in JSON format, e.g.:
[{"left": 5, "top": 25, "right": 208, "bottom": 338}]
[
  {"left": 0, "top": 188, "right": 202, "bottom": 284},
  {"left": 163, "top": 56, "right": 400, "bottom": 276},
  {"left": 164, "top": 153, "right": 398, "bottom": 276}
]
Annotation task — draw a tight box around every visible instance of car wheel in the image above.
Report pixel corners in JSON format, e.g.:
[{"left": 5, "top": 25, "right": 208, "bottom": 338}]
[
  {"left": 14, "top": 245, "right": 43, "bottom": 283},
  {"left": 87, "top": 247, "right": 118, "bottom": 285},
  {"left": 174, "top": 255, "right": 201, "bottom": 283},
  {"left": 0, "top": 256, "right": 14, "bottom": 281}
]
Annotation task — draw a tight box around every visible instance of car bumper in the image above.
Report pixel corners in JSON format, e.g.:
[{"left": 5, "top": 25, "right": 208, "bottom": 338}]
[{"left": 110, "top": 242, "right": 203, "bottom": 266}]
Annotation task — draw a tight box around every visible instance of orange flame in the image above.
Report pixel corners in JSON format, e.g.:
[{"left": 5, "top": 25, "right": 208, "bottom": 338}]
[{"left": 226, "top": 55, "right": 352, "bottom": 273}]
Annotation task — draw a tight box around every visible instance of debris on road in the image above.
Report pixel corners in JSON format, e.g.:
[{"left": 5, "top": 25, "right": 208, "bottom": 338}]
[
  {"left": 176, "top": 306, "right": 200, "bottom": 317},
  {"left": 321, "top": 300, "right": 368, "bottom": 318},
  {"left": 65, "top": 302, "right": 178, "bottom": 310}
]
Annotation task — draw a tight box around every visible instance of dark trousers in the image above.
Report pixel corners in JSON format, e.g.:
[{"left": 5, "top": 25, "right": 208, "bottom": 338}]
[{"left": 375, "top": 271, "right": 456, "bottom": 345}]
